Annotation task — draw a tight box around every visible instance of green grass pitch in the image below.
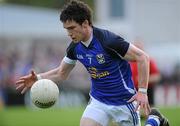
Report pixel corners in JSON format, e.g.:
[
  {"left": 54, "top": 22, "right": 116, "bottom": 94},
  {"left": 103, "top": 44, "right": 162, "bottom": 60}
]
[{"left": 0, "top": 106, "right": 179, "bottom": 126}]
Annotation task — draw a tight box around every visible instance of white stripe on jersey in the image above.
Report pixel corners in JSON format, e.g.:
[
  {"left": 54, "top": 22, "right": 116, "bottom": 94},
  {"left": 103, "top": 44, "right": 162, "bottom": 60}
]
[{"left": 118, "top": 65, "right": 135, "bottom": 94}]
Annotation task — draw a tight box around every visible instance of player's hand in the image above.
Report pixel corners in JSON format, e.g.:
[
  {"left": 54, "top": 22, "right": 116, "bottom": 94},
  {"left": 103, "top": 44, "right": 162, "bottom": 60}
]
[
  {"left": 128, "top": 92, "right": 151, "bottom": 116},
  {"left": 15, "top": 70, "right": 38, "bottom": 94}
]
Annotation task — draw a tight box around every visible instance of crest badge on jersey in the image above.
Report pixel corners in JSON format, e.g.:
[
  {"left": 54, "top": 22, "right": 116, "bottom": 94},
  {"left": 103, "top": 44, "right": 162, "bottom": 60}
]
[{"left": 96, "top": 54, "right": 105, "bottom": 64}]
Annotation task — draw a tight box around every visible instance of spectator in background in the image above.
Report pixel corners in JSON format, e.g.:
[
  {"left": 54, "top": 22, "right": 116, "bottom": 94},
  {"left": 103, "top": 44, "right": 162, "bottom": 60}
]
[
  {"left": 0, "top": 89, "right": 5, "bottom": 110},
  {"left": 172, "top": 62, "right": 180, "bottom": 83},
  {"left": 130, "top": 40, "right": 161, "bottom": 106},
  {"left": 0, "top": 53, "right": 6, "bottom": 109}
]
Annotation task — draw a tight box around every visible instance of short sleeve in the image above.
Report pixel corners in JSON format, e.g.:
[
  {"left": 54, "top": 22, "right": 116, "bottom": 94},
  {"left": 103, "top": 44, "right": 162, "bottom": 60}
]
[
  {"left": 103, "top": 31, "right": 130, "bottom": 57},
  {"left": 107, "top": 35, "right": 130, "bottom": 57},
  {"left": 66, "top": 42, "right": 77, "bottom": 60}
]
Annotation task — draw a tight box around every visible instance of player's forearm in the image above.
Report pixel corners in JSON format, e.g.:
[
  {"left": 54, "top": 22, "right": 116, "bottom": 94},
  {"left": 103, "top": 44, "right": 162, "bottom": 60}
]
[
  {"left": 137, "top": 54, "right": 150, "bottom": 89},
  {"left": 37, "top": 61, "right": 75, "bottom": 84},
  {"left": 38, "top": 67, "right": 65, "bottom": 84}
]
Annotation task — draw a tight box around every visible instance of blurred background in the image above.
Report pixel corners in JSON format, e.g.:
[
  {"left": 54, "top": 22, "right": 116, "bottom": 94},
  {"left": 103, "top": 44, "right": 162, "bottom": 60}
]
[{"left": 0, "top": 0, "right": 180, "bottom": 126}]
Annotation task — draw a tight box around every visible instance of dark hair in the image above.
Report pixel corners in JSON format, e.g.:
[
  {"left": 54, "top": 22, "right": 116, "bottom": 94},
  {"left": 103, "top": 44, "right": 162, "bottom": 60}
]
[{"left": 60, "top": 0, "right": 92, "bottom": 25}]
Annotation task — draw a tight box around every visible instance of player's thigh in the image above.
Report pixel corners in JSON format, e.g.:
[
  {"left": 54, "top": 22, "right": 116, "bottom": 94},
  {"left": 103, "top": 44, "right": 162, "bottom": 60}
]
[
  {"left": 80, "top": 117, "right": 102, "bottom": 126},
  {"left": 81, "top": 102, "right": 110, "bottom": 126}
]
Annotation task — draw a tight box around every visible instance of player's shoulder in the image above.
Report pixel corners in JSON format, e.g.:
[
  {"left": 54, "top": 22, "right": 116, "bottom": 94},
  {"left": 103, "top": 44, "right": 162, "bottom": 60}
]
[
  {"left": 93, "top": 26, "right": 129, "bottom": 58},
  {"left": 93, "top": 26, "right": 125, "bottom": 46},
  {"left": 93, "top": 26, "right": 118, "bottom": 42}
]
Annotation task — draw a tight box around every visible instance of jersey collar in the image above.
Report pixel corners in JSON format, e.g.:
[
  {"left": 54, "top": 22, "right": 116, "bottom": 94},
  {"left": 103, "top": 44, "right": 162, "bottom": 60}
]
[{"left": 81, "top": 31, "right": 93, "bottom": 47}]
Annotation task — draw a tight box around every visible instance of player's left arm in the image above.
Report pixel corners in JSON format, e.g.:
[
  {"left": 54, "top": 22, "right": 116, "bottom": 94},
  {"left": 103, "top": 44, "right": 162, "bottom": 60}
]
[
  {"left": 103, "top": 31, "right": 149, "bottom": 93},
  {"left": 124, "top": 43, "right": 150, "bottom": 90},
  {"left": 124, "top": 43, "right": 150, "bottom": 115},
  {"left": 103, "top": 32, "right": 150, "bottom": 88}
]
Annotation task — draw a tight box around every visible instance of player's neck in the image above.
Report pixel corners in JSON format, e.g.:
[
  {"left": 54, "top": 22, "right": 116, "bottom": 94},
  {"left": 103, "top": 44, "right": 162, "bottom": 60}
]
[{"left": 83, "top": 26, "right": 93, "bottom": 42}]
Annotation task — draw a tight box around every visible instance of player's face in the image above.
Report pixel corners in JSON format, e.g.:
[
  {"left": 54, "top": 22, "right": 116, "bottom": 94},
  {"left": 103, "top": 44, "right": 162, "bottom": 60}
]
[{"left": 63, "top": 20, "right": 88, "bottom": 43}]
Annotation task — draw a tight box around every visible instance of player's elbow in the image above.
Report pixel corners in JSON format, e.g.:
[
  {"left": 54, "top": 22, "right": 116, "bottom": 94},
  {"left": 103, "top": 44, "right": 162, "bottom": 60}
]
[{"left": 138, "top": 52, "right": 150, "bottom": 64}]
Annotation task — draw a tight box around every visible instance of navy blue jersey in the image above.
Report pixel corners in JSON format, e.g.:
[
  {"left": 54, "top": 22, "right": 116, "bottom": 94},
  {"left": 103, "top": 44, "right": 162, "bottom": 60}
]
[{"left": 65, "top": 27, "right": 136, "bottom": 105}]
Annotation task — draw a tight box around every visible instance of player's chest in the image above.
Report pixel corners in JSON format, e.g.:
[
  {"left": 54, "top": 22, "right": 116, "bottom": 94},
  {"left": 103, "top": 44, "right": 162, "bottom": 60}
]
[{"left": 75, "top": 45, "right": 111, "bottom": 67}]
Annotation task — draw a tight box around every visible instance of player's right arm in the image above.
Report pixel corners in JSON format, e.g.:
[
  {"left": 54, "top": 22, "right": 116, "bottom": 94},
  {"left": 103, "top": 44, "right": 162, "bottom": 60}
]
[
  {"left": 15, "top": 60, "right": 75, "bottom": 94},
  {"left": 38, "top": 60, "right": 75, "bottom": 82}
]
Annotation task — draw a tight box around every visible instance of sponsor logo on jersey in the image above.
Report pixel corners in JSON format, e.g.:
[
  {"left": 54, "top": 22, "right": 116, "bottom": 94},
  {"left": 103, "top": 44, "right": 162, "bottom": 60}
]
[
  {"left": 96, "top": 54, "right": 105, "bottom": 64},
  {"left": 88, "top": 67, "right": 110, "bottom": 79}
]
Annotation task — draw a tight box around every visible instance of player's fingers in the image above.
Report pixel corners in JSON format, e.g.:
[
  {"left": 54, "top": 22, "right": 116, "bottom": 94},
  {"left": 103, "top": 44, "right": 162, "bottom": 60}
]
[
  {"left": 144, "top": 104, "right": 149, "bottom": 116},
  {"left": 15, "top": 80, "right": 25, "bottom": 85},
  {"left": 31, "top": 70, "right": 36, "bottom": 76},
  {"left": 16, "top": 84, "right": 24, "bottom": 90},
  {"left": 138, "top": 102, "right": 144, "bottom": 114},
  {"left": 141, "top": 102, "right": 150, "bottom": 116},
  {"left": 19, "top": 76, "right": 29, "bottom": 80},
  {"left": 21, "top": 87, "right": 28, "bottom": 94},
  {"left": 147, "top": 103, "right": 151, "bottom": 115}
]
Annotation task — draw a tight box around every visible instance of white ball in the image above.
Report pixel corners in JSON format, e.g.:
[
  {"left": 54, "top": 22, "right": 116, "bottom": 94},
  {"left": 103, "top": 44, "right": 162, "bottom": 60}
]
[{"left": 30, "top": 79, "right": 59, "bottom": 108}]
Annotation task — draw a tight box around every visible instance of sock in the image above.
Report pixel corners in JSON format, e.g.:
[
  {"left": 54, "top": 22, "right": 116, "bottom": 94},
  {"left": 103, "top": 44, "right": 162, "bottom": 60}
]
[{"left": 145, "top": 115, "right": 160, "bottom": 126}]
